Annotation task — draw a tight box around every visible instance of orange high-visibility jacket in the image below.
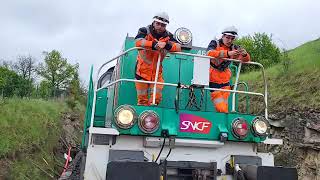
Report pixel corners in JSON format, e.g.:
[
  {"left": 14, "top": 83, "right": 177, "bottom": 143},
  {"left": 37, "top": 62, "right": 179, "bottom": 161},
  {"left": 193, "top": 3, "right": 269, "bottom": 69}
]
[
  {"left": 135, "top": 25, "right": 181, "bottom": 81},
  {"left": 207, "top": 39, "right": 250, "bottom": 86}
]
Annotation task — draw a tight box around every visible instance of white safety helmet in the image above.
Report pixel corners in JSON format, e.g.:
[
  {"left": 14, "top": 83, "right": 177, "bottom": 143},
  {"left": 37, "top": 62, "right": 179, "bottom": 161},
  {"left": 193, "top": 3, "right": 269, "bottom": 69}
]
[
  {"left": 153, "top": 12, "right": 170, "bottom": 25},
  {"left": 222, "top": 26, "right": 238, "bottom": 37}
]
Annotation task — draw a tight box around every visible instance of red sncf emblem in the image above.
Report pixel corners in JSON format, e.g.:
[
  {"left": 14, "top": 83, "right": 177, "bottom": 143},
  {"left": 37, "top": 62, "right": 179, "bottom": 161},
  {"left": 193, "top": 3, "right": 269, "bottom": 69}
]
[{"left": 179, "top": 113, "right": 212, "bottom": 134}]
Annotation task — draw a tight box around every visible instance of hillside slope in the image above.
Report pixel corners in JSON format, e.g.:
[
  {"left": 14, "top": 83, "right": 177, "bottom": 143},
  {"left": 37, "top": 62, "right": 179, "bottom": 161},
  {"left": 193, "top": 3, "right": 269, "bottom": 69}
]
[
  {"left": 240, "top": 38, "right": 320, "bottom": 180},
  {"left": 0, "top": 98, "right": 76, "bottom": 180},
  {"left": 240, "top": 38, "right": 320, "bottom": 113}
]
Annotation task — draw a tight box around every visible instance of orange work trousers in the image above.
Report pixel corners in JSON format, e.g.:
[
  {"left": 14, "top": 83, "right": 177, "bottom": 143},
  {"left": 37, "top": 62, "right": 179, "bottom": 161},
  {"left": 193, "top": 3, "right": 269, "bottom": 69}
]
[
  {"left": 135, "top": 76, "right": 164, "bottom": 106},
  {"left": 210, "top": 86, "right": 231, "bottom": 113}
]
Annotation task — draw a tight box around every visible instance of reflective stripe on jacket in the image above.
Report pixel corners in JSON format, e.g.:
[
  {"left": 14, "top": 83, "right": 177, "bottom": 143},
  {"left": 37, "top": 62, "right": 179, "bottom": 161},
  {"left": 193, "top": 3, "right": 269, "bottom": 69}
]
[
  {"left": 135, "top": 25, "right": 181, "bottom": 81},
  {"left": 207, "top": 39, "right": 250, "bottom": 84}
]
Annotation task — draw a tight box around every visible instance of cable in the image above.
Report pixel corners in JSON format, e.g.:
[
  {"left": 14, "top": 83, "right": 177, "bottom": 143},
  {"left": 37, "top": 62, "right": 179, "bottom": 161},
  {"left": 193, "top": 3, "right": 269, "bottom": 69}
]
[
  {"left": 61, "top": 146, "right": 71, "bottom": 176},
  {"left": 155, "top": 138, "right": 166, "bottom": 163},
  {"left": 164, "top": 148, "right": 172, "bottom": 161},
  {"left": 159, "top": 148, "right": 172, "bottom": 166}
]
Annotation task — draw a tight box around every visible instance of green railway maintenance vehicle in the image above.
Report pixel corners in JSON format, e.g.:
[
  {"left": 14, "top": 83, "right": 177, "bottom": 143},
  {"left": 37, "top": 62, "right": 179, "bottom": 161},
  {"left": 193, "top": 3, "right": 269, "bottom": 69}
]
[{"left": 76, "top": 27, "right": 297, "bottom": 180}]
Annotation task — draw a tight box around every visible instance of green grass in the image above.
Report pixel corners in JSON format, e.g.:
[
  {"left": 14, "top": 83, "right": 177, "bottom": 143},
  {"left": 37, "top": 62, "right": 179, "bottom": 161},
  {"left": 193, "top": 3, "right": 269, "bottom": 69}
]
[
  {"left": 239, "top": 38, "right": 320, "bottom": 113},
  {"left": 0, "top": 98, "right": 67, "bottom": 179}
]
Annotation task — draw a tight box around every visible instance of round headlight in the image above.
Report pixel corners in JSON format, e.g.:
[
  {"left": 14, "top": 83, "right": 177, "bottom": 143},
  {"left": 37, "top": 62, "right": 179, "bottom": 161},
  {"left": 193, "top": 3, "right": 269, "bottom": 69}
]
[
  {"left": 138, "top": 110, "right": 160, "bottom": 134},
  {"left": 232, "top": 118, "right": 249, "bottom": 139},
  {"left": 114, "top": 105, "right": 137, "bottom": 129},
  {"left": 175, "top": 27, "right": 192, "bottom": 45},
  {"left": 252, "top": 116, "right": 270, "bottom": 137}
]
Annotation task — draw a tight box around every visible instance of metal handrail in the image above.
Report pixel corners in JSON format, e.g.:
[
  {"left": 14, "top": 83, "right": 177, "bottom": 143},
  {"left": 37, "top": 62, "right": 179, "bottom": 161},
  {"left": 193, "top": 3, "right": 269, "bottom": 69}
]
[
  {"left": 88, "top": 47, "right": 142, "bottom": 145},
  {"left": 98, "top": 78, "right": 264, "bottom": 97},
  {"left": 236, "top": 82, "right": 250, "bottom": 114},
  {"left": 88, "top": 47, "right": 268, "bottom": 144},
  {"left": 232, "top": 63, "right": 242, "bottom": 112}
]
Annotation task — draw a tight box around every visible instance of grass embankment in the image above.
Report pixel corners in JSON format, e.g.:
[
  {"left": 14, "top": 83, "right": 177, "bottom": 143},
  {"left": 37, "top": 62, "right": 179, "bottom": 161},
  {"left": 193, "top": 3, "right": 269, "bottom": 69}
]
[
  {"left": 239, "top": 38, "right": 320, "bottom": 113},
  {"left": 0, "top": 98, "right": 66, "bottom": 179}
]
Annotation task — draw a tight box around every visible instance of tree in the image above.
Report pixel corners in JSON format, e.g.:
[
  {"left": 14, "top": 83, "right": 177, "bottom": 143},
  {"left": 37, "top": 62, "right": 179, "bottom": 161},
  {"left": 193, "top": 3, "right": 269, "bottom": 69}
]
[
  {"left": 68, "top": 68, "right": 81, "bottom": 100},
  {"left": 11, "top": 55, "right": 37, "bottom": 97},
  {"left": 0, "top": 66, "right": 31, "bottom": 97},
  {"left": 38, "top": 80, "right": 51, "bottom": 99},
  {"left": 0, "top": 59, "right": 13, "bottom": 69},
  {"left": 0, "top": 70, "right": 5, "bottom": 97},
  {"left": 66, "top": 67, "right": 88, "bottom": 109},
  {"left": 13, "top": 55, "right": 37, "bottom": 81},
  {"left": 236, "top": 33, "right": 281, "bottom": 70},
  {"left": 37, "top": 50, "right": 78, "bottom": 97},
  {"left": 280, "top": 48, "right": 293, "bottom": 73}
]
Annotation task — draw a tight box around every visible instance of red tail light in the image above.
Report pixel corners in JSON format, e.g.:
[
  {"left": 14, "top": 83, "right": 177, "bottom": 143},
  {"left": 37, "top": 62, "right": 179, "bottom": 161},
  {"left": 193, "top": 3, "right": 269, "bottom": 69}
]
[
  {"left": 138, "top": 111, "right": 160, "bottom": 134},
  {"left": 232, "top": 118, "right": 248, "bottom": 139}
]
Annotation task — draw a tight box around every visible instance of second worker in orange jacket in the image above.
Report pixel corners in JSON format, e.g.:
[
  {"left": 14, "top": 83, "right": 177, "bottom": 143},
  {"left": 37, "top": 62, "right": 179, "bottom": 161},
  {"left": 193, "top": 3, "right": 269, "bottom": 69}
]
[{"left": 207, "top": 26, "right": 250, "bottom": 113}]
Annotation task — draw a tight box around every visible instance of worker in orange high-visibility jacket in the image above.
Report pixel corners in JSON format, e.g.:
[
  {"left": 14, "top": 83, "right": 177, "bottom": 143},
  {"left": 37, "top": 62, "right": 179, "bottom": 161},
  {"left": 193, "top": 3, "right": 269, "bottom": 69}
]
[
  {"left": 207, "top": 26, "right": 250, "bottom": 113},
  {"left": 134, "top": 12, "right": 181, "bottom": 106}
]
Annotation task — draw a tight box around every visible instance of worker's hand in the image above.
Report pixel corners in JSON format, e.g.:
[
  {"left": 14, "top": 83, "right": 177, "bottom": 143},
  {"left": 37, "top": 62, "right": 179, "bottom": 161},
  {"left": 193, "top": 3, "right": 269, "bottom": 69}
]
[
  {"left": 156, "top": 41, "right": 166, "bottom": 49},
  {"left": 227, "top": 50, "right": 240, "bottom": 57},
  {"left": 238, "top": 48, "right": 248, "bottom": 56}
]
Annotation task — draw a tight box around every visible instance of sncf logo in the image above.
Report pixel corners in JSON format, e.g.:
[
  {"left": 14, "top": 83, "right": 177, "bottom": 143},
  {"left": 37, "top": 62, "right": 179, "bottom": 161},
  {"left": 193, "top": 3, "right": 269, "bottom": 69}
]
[{"left": 179, "top": 113, "right": 212, "bottom": 134}]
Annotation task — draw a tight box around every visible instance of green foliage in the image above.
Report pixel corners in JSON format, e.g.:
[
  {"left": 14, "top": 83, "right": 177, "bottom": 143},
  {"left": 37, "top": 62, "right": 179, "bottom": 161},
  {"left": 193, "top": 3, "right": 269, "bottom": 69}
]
[
  {"left": 0, "top": 66, "right": 33, "bottom": 97},
  {"left": 38, "top": 80, "right": 51, "bottom": 99},
  {"left": 65, "top": 67, "right": 87, "bottom": 109},
  {"left": 236, "top": 33, "right": 281, "bottom": 70},
  {"left": 280, "top": 49, "right": 293, "bottom": 74},
  {"left": 68, "top": 67, "right": 81, "bottom": 100},
  {"left": 37, "top": 50, "right": 78, "bottom": 97},
  {"left": 0, "top": 98, "right": 65, "bottom": 157},
  {"left": 240, "top": 38, "right": 320, "bottom": 113},
  {"left": 1, "top": 50, "right": 85, "bottom": 102},
  {"left": 287, "top": 38, "right": 320, "bottom": 72},
  {"left": 0, "top": 98, "right": 67, "bottom": 179}
]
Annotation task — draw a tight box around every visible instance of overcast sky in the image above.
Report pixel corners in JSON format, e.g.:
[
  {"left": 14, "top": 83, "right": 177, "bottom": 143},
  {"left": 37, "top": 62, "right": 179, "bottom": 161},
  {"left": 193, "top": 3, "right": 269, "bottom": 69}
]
[{"left": 1, "top": 0, "right": 319, "bottom": 83}]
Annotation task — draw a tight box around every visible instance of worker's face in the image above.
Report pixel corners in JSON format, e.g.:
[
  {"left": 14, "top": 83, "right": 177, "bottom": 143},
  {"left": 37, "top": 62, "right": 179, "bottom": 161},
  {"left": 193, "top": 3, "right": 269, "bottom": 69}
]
[
  {"left": 153, "top": 21, "right": 167, "bottom": 34},
  {"left": 222, "top": 34, "right": 236, "bottom": 47}
]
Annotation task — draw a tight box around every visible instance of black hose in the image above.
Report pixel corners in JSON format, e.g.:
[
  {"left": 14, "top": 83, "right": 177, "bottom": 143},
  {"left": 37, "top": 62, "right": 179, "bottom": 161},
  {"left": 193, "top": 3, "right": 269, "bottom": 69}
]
[
  {"left": 159, "top": 148, "right": 172, "bottom": 165},
  {"left": 155, "top": 138, "right": 166, "bottom": 163},
  {"left": 164, "top": 148, "right": 172, "bottom": 161}
]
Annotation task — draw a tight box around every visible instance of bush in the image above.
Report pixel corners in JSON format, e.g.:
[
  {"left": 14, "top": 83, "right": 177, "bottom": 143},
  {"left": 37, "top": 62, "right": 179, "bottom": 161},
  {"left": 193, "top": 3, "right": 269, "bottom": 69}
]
[
  {"left": 236, "top": 33, "right": 281, "bottom": 71},
  {"left": 0, "top": 67, "right": 33, "bottom": 97}
]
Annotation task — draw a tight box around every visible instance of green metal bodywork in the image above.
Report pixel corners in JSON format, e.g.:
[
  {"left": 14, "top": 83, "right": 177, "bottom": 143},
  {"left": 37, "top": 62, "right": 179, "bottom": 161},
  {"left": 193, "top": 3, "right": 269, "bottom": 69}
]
[{"left": 81, "top": 37, "right": 265, "bottom": 149}]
